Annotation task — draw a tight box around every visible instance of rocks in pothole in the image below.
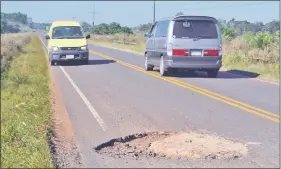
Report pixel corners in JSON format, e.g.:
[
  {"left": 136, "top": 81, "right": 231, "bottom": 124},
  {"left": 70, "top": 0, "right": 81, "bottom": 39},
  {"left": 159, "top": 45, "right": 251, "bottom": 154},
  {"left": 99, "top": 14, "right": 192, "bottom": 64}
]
[{"left": 94, "top": 131, "right": 248, "bottom": 161}]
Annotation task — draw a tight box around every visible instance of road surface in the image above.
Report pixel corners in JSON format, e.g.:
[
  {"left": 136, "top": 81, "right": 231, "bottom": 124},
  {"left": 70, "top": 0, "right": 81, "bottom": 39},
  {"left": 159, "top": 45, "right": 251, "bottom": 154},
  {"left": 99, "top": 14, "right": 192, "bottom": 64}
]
[{"left": 39, "top": 34, "right": 279, "bottom": 168}]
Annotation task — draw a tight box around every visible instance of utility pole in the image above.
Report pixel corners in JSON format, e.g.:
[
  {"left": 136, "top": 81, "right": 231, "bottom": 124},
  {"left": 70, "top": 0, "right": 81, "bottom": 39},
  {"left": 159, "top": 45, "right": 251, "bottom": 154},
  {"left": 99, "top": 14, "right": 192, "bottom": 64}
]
[
  {"left": 153, "top": 0, "right": 155, "bottom": 23},
  {"left": 90, "top": 5, "right": 97, "bottom": 38},
  {"left": 90, "top": 5, "right": 97, "bottom": 26}
]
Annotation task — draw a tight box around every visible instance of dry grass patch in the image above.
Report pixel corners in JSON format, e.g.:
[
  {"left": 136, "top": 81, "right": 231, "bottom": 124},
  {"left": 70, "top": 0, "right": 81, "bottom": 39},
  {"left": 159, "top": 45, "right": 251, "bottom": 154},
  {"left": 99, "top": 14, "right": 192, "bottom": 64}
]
[{"left": 1, "top": 33, "right": 32, "bottom": 73}]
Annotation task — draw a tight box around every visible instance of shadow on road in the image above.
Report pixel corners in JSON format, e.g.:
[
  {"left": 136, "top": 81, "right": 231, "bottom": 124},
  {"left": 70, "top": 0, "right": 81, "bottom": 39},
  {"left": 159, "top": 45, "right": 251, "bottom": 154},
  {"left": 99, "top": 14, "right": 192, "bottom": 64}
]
[
  {"left": 155, "top": 69, "right": 260, "bottom": 79},
  {"left": 225, "top": 69, "right": 260, "bottom": 78},
  {"left": 55, "top": 59, "right": 116, "bottom": 66}
]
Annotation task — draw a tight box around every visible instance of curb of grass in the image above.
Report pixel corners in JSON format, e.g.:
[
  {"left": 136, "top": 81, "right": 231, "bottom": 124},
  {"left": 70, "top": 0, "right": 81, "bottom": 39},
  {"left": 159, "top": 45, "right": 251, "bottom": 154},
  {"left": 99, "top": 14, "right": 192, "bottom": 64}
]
[
  {"left": 1, "top": 36, "right": 53, "bottom": 168},
  {"left": 88, "top": 40, "right": 279, "bottom": 85}
]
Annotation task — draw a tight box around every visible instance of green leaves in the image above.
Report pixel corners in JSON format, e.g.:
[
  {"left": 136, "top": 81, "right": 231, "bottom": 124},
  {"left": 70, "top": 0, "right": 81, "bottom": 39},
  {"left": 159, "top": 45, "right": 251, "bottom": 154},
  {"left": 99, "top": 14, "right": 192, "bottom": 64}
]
[{"left": 92, "top": 22, "right": 133, "bottom": 35}]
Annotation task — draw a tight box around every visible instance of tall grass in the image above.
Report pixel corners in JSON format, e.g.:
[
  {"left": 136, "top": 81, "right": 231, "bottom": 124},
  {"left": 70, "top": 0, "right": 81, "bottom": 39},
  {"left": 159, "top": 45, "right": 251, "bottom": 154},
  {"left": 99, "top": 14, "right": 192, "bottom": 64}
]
[
  {"left": 1, "top": 33, "right": 32, "bottom": 73},
  {"left": 1, "top": 36, "right": 53, "bottom": 168},
  {"left": 89, "top": 32, "right": 280, "bottom": 80}
]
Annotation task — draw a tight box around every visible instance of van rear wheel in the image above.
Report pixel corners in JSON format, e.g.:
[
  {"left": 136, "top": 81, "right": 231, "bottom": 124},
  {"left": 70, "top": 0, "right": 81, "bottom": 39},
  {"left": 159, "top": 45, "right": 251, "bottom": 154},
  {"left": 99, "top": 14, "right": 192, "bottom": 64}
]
[
  {"left": 207, "top": 69, "right": 219, "bottom": 78},
  {"left": 145, "top": 54, "right": 154, "bottom": 71},
  {"left": 160, "top": 56, "right": 168, "bottom": 76},
  {"left": 170, "top": 68, "right": 179, "bottom": 74}
]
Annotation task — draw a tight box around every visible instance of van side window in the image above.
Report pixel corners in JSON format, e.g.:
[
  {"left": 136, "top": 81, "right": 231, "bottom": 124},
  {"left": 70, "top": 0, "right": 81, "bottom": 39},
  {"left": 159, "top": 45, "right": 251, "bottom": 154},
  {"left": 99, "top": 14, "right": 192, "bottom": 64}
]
[
  {"left": 155, "top": 21, "right": 162, "bottom": 37},
  {"left": 155, "top": 20, "right": 169, "bottom": 37},
  {"left": 150, "top": 22, "right": 158, "bottom": 37},
  {"left": 162, "top": 20, "right": 170, "bottom": 37}
]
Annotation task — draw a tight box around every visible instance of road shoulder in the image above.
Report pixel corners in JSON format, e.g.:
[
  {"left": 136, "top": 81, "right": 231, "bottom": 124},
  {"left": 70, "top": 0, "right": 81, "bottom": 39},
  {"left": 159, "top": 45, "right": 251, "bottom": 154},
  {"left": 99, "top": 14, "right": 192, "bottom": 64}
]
[{"left": 40, "top": 35, "right": 86, "bottom": 168}]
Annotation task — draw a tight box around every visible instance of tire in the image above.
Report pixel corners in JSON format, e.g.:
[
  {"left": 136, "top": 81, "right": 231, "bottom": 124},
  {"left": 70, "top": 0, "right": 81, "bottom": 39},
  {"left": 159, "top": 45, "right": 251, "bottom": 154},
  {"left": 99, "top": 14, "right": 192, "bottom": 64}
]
[
  {"left": 83, "top": 60, "right": 89, "bottom": 65},
  {"left": 144, "top": 54, "right": 154, "bottom": 71},
  {"left": 170, "top": 68, "right": 179, "bottom": 74},
  {"left": 207, "top": 69, "right": 219, "bottom": 78},
  {"left": 50, "top": 59, "right": 54, "bottom": 66},
  {"left": 160, "top": 56, "right": 168, "bottom": 76}
]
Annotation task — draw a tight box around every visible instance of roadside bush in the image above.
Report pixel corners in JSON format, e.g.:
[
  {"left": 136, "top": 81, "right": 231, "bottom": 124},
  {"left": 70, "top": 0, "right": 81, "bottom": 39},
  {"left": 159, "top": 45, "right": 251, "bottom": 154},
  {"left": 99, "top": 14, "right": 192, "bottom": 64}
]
[{"left": 1, "top": 33, "right": 32, "bottom": 73}]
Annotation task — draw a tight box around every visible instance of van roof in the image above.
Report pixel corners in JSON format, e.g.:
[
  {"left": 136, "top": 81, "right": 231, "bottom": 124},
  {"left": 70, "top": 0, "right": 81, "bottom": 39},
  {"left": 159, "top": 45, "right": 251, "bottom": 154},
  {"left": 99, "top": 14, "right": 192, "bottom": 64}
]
[
  {"left": 50, "top": 21, "right": 81, "bottom": 27},
  {"left": 157, "top": 15, "right": 217, "bottom": 23}
]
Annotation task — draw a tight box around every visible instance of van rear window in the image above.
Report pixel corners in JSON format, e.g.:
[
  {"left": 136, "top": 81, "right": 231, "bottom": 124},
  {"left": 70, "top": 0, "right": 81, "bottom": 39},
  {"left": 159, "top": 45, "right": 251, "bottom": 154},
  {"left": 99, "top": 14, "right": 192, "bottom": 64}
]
[{"left": 173, "top": 20, "right": 218, "bottom": 39}]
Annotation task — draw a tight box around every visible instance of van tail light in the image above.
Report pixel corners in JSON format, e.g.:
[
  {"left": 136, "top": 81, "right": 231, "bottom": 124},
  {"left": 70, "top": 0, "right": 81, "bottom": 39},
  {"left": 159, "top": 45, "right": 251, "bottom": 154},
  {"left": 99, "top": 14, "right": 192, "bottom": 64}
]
[
  {"left": 203, "top": 50, "right": 219, "bottom": 56},
  {"left": 172, "top": 49, "right": 189, "bottom": 56}
]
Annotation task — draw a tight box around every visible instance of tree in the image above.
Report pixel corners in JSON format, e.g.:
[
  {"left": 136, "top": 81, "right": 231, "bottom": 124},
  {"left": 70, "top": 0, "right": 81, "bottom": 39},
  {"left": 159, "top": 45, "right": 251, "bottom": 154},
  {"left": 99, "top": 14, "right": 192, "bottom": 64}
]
[
  {"left": 92, "top": 23, "right": 110, "bottom": 35},
  {"left": 81, "top": 21, "right": 92, "bottom": 33},
  {"left": 1, "top": 12, "right": 28, "bottom": 25},
  {"left": 121, "top": 26, "right": 133, "bottom": 35},
  {"left": 138, "top": 23, "right": 153, "bottom": 32},
  {"left": 1, "top": 20, "right": 8, "bottom": 33},
  {"left": 175, "top": 12, "right": 184, "bottom": 16},
  {"left": 108, "top": 22, "right": 122, "bottom": 34},
  {"left": 221, "top": 26, "right": 236, "bottom": 40},
  {"left": 263, "top": 20, "right": 280, "bottom": 34}
]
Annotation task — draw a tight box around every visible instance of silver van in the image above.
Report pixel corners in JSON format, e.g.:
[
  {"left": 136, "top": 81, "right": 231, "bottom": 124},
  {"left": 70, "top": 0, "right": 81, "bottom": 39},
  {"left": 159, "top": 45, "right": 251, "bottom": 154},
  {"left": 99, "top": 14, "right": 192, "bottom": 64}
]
[{"left": 144, "top": 15, "right": 223, "bottom": 77}]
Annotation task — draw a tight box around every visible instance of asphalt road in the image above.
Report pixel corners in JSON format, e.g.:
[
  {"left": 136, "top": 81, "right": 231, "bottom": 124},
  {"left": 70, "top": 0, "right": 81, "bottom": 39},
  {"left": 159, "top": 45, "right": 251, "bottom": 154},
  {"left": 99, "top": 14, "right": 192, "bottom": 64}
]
[{"left": 39, "top": 34, "right": 279, "bottom": 168}]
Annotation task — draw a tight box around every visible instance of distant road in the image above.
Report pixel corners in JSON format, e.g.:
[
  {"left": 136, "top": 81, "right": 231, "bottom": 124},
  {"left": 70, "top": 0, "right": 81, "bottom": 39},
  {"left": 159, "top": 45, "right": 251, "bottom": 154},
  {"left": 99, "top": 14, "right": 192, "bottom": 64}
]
[{"left": 39, "top": 33, "right": 279, "bottom": 168}]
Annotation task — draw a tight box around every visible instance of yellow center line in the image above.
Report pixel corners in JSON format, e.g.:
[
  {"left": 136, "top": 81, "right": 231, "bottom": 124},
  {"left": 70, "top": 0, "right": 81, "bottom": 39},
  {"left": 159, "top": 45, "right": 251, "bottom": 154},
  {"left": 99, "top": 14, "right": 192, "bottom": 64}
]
[{"left": 90, "top": 50, "right": 280, "bottom": 123}]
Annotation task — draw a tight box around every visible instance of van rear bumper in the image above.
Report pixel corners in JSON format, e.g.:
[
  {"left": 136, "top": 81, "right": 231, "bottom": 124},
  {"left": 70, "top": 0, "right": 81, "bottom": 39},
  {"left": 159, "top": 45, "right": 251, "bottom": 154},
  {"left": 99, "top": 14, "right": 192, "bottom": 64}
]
[
  {"left": 165, "top": 56, "right": 222, "bottom": 70},
  {"left": 50, "top": 50, "right": 89, "bottom": 61}
]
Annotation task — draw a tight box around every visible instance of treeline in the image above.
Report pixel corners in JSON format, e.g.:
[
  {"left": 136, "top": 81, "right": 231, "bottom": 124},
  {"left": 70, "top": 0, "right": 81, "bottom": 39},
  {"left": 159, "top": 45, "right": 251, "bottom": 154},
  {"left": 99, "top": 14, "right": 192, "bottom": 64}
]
[
  {"left": 31, "top": 23, "right": 51, "bottom": 30},
  {"left": 81, "top": 21, "right": 133, "bottom": 35},
  {"left": 1, "top": 20, "right": 21, "bottom": 33},
  {"left": 1, "top": 12, "right": 29, "bottom": 25},
  {"left": 1, "top": 12, "right": 50, "bottom": 33},
  {"left": 132, "top": 12, "right": 280, "bottom": 36},
  {"left": 1, "top": 12, "right": 29, "bottom": 33},
  {"left": 219, "top": 18, "right": 280, "bottom": 35}
]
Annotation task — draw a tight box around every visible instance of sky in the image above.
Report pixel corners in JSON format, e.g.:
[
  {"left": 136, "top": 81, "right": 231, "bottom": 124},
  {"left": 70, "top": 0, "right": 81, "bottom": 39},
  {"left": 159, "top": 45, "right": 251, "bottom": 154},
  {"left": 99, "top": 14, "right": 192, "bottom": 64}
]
[{"left": 1, "top": 1, "right": 280, "bottom": 27}]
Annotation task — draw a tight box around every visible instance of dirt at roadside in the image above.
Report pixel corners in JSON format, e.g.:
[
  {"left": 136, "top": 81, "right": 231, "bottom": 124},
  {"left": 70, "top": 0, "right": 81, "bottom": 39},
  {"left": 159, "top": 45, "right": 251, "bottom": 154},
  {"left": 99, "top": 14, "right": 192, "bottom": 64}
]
[
  {"left": 95, "top": 131, "right": 248, "bottom": 161},
  {"left": 48, "top": 65, "right": 85, "bottom": 168}
]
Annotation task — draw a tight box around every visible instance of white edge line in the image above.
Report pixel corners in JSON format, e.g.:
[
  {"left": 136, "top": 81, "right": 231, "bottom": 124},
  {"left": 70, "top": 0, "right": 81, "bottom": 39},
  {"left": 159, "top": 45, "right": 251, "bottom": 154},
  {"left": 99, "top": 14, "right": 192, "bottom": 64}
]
[{"left": 39, "top": 35, "right": 107, "bottom": 131}]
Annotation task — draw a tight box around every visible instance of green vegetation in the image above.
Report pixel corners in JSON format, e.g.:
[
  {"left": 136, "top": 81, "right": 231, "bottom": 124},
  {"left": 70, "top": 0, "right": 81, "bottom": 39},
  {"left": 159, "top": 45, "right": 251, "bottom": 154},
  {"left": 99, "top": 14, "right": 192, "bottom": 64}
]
[
  {"left": 82, "top": 21, "right": 134, "bottom": 35},
  {"left": 1, "top": 12, "right": 29, "bottom": 25},
  {"left": 1, "top": 36, "right": 53, "bottom": 168},
  {"left": 1, "top": 12, "right": 50, "bottom": 33},
  {"left": 88, "top": 18, "right": 280, "bottom": 81},
  {"left": 1, "top": 33, "right": 32, "bottom": 73}
]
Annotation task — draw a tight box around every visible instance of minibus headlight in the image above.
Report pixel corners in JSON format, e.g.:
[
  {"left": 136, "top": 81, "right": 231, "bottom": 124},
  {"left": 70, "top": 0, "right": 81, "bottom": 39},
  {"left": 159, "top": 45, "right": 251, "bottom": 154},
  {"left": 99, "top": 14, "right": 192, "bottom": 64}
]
[
  {"left": 80, "top": 45, "right": 88, "bottom": 50},
  {"left": 50, "top": 46, "right": 60, "bottom": 52}
]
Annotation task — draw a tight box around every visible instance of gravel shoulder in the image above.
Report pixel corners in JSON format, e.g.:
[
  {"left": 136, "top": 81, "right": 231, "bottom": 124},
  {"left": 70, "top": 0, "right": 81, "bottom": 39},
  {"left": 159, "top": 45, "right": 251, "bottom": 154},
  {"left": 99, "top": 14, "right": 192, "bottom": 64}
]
[
  {"left": 49, "top": 72, "right": 85, "bottom": 168},
  {"left": 41, "top": 36, "right": 85, "bottom": 168}
]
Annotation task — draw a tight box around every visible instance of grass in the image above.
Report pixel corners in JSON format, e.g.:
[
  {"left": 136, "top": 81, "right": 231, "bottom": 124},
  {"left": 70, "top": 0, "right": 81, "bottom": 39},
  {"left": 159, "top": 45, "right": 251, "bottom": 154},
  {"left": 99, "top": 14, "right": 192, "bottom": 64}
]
[
  {"left": 1, "top": 36, "right": 53, "bottom": 168},
  {"left": 89, "top": 33, "right": 280, "bottom": 81},
  {"left": 1, "top": 33, "right": 32, "bottom": 73}
]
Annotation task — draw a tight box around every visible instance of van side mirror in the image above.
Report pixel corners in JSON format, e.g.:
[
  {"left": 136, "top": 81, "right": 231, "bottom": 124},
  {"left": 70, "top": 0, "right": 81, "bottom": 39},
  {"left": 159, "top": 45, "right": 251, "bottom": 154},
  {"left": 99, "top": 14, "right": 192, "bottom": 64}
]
[
  {"left": 86, "top": 34, "right": 90, "bottom": 39},
  {"left": 144, "top": 32, "right": 151, "bottom": 38},
  {"left": 45, "top": 35, "right": 50, "bottom": 40}
]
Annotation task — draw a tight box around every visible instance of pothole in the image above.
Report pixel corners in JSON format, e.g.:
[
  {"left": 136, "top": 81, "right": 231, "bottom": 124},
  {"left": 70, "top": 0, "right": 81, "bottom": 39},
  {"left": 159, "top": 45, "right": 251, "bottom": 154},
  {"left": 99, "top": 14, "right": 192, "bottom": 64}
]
[{"left": 94, "top": 131, "right": 248, "bottom": 160}]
